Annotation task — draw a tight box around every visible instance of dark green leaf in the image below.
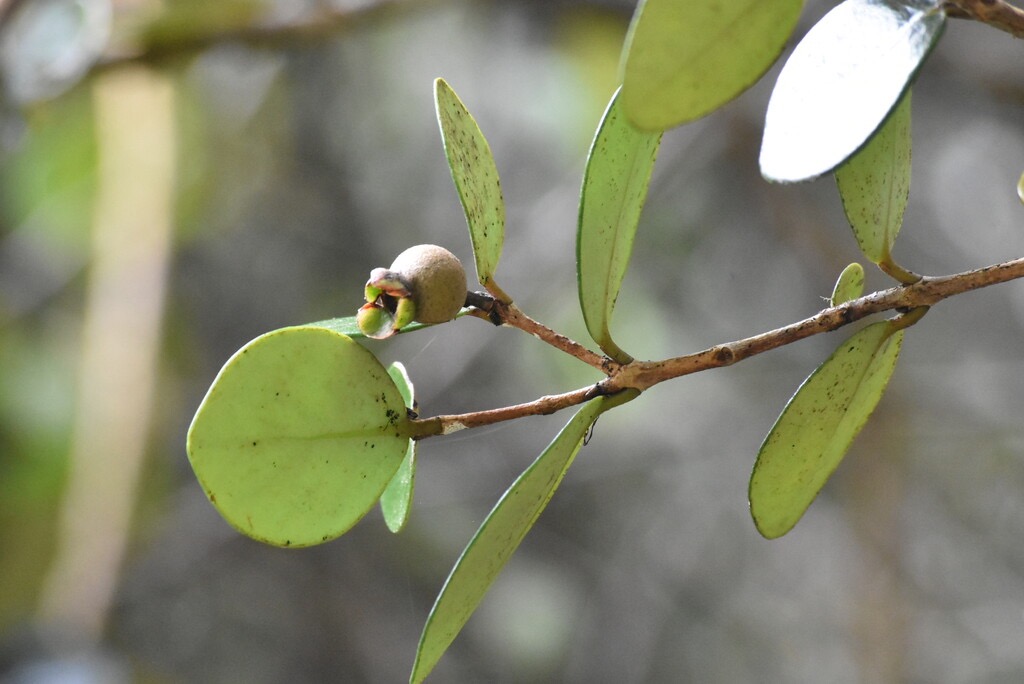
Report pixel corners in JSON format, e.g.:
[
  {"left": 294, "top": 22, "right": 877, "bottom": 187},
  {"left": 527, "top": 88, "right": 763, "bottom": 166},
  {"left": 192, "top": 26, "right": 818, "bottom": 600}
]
[
  {"left": 411, "top": 390, "right": 638, "bottom": 683},
  {"left": 836, "top": 91, "right": 912, "bottom": 264},
  {"left": 621, "top": 0, "right": 803, "bottom": 130},
  {"left": 187, "top": 326, "right": 411, "bottom": 547},
  {"left": 749, "top": 321, "right": 903, "bottom": 539},
  {"left": 577, "top": 89, "right": 661, "bottom": 363},
  {"left": 760, "top": 0, "right": 944, "bottom": 182},
  {"left": 435, "top": 78, "right": 505, "bottom": 289}
]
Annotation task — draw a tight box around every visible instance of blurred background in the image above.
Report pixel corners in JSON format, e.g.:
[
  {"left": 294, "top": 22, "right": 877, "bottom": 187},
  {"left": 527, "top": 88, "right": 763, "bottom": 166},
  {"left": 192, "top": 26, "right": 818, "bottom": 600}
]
[{"left": 1, "top": 0, "right": 1024, "bottom": 682}]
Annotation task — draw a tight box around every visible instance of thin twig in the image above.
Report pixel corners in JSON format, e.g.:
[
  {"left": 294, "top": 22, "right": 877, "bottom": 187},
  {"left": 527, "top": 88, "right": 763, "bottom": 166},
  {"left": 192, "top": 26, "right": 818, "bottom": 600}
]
[
  {"left": 467, "top": 292, "right": 618, "bottom": 373},
  {"left": 411, "top": 255, "right": 1024, "bottom": 438},
  {"left": 945, "top": 0, "right": 1024, "bottom": 39},
  {"left": 410, "top": 384, "right": 607, "bottom": 437}
]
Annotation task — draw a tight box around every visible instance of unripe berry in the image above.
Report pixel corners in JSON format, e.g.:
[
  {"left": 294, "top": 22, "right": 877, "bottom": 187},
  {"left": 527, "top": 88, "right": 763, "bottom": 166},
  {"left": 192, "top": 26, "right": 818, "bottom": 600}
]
[
  {"left": 358, "top": 244, "right": 467, "bottom": 338},
  {"left": 388, "top": 244, "right": 467, "bottom": 325}
]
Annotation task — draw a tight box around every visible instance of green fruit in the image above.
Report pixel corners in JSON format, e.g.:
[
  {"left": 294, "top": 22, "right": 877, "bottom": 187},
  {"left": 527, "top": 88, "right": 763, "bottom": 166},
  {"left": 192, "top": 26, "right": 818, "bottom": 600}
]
[{"left": 388, "top": 245, "right": 466, "bottom": 325}]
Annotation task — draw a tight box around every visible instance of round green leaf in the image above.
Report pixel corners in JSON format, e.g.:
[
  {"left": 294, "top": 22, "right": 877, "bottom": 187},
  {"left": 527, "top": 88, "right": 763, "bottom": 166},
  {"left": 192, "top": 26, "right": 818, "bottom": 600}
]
[
  {"left": 835, "top": 91, "right": 912, "bottom": 264},
  {"left": 760, "top": 0, "right": 944, "bottom": 183},
  {"left": 830, "top": 262, "right": 865, "bottom": 306},
  {"left": 749, "top": 321, "right": 903, "bottom": 539},
  {"left": 620, "top": 0, "right": 802, "bottom": 131},
  {"left": 187, "top": 326, "right": 411, "bottom": 547},
  {"left": 577, "top": 89, "right": 661, "bottom": 364},
  {"left": 434, "top": 77, "right": 505, "bottom": 289},
  {"left": 380, "top": 362, "right": 417, "bottom": 534},
  {"left": 411, "top": 390, "right": 639, "bottom": 684}
]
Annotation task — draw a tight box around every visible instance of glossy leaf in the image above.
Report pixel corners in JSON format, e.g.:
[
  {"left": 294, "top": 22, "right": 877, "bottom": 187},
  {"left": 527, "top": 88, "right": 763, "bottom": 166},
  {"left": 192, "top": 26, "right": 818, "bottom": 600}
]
[
  {"left": 760, "top": 0, "right": 944, "bottom": 182},
  {"left": 835, "top": 92, "right": 912, "bottom": 264},
  {"left": 380, "top": 362, "right": 417, "bottom": 533},
  {"left": 435, "top": 78, "right": 505, "bottom": 289},
  {"left": 1017, "top": 171, "right": 1024, "bottom": 205},
  {"left": 577, "top": 89, "right": 661, "bottom": 363},
  {"left": 621, "top": 0, "right": 803, "bottom": 131},
  {"left": 830, "top": 262, "right": 865, "bottom": 306},
  {"left": 187, "top": 326, "right": 411, "bottom": 547},
  {"left": 411, "top": 390, "right": 638, "bottom": 683},
  {"left": 750, "top": 321, "right": 903, "bottom": 539}
]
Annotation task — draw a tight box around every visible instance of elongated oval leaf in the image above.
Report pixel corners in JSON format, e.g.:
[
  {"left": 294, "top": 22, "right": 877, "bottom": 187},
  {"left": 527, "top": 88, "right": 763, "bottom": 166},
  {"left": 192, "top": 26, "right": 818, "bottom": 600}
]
[
  {"left": 577, "top": 89, "right": 661, "bottom": 363},
  {"left": 835, "top": 91, "right": 912, "bottom": 264},
  {"left": 434, "top": 78, "right": 505, "bottom": 289},
  {"left": 621, "top": 0, "right": 803, "bottom": 131},
  {"left": 749, "top": 321, "right": 903, "bottom": 539},
  {"left": 830, "top": 262, "right": 865, "bottom": 306},
  {"left": 380, "top": 362, "right": 417, "bottom": 533},
  {"left": 411, "top": 390, "right": 638, "bottom": 683},
  {"left": 307, "top": 310, "right": 469, "bottom": 339},
  {"left": 1017, "top": 171, "right": 1023, "bottom": 205},
  {"left": 187, "top": 326, "right": 411, "bottom": 547},
  {"left": 760, "top": 0, "right": 944, "bottom": 182}
]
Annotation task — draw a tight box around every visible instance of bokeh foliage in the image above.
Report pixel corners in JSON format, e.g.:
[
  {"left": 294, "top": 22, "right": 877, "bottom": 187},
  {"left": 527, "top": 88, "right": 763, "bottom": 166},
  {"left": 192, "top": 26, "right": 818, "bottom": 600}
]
[{"left": 2, "top": 1, "right": 1024, "bottom": 683}]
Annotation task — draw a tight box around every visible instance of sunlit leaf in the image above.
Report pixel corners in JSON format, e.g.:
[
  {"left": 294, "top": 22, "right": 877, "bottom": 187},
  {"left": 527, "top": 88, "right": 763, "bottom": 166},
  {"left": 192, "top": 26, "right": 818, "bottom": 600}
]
[
  {"left": 830, "top": 263, "right": 865, "bottom": 306},
  {"left": 187, "top": 326, "right": 411, "bottom": 547},
  {"left": 835, "top": 91, "right": 912, "bottom": 264},
  {"left": 380, "top": 362, "right": 417, "bottom": 533},
  {"left": 411, "top": 390, "right": 638, "bottom": 683},
  {"left": 749, "top": 321, "right": 903, "bottom": 539},
  {"left": 577, "top": 89, "right": 661, "bottom": 363},
  {"left": 1017, "top": 171, "right": 1024, "bottom": 205},
  {"left": 621, "top": 0, "right": 802, "bottom": 131},
  {"left": 434, "top": 78, "right": 505, "bottom": 290},
  {"left": 760, "top": 0, "right": 944, "bottom": 183}
]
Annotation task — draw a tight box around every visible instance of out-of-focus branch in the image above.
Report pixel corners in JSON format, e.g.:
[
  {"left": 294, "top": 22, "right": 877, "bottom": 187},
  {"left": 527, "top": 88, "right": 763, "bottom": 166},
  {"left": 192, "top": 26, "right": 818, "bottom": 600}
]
[
  {"left": 35, "top": 65, "right": 175, "bottom": 643},
  {"left": 945, "top": 0, "right": 1024, "bottom": 39},
  {"left": 95, "top": 0, "right": 430, "bottom": 72}
]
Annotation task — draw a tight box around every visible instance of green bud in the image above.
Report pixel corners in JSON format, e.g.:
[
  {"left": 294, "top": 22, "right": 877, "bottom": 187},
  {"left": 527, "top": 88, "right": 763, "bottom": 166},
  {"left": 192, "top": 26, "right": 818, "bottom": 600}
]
[
  {"left": 357, "top": 302, "right": 396, "bottom": 339},
  {"left": 393, "top": 297, "right": 417, "bottom": 330}
]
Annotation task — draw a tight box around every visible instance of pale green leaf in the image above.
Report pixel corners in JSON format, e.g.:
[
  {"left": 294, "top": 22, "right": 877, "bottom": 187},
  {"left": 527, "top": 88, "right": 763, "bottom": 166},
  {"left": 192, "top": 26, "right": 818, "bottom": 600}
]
[
  {"left": 749, "top": 321, "right": 903, "bottom": 539},
  {"left": 621, "top": 0, "right": 802, "bottom": 131},
  {"left": 760, "top": 0, "right": 944, "bottom": 182},
  {"left": 1017, "top": 171, "right": 1023, "bottom": 205},
  {"left": 577, "top": 89, "right": 661, "bottom": 363},
  {"left": 411, "top": 390, "right": 638, "bottom": 683},
  {"left": 830, "top": 263, "right": 865, "bottom": 306},
  {"left": 187, "top": 326, "right": 411, "bottom": 547},
  {"left": 836, "top": 91, "right": 912, "bottom": 264},
  {"left": 435, "top": 78, "right": 505, "bottom": 289},
  {"left": 381, "top": 362, "right": 417, "bottom": 533}
]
